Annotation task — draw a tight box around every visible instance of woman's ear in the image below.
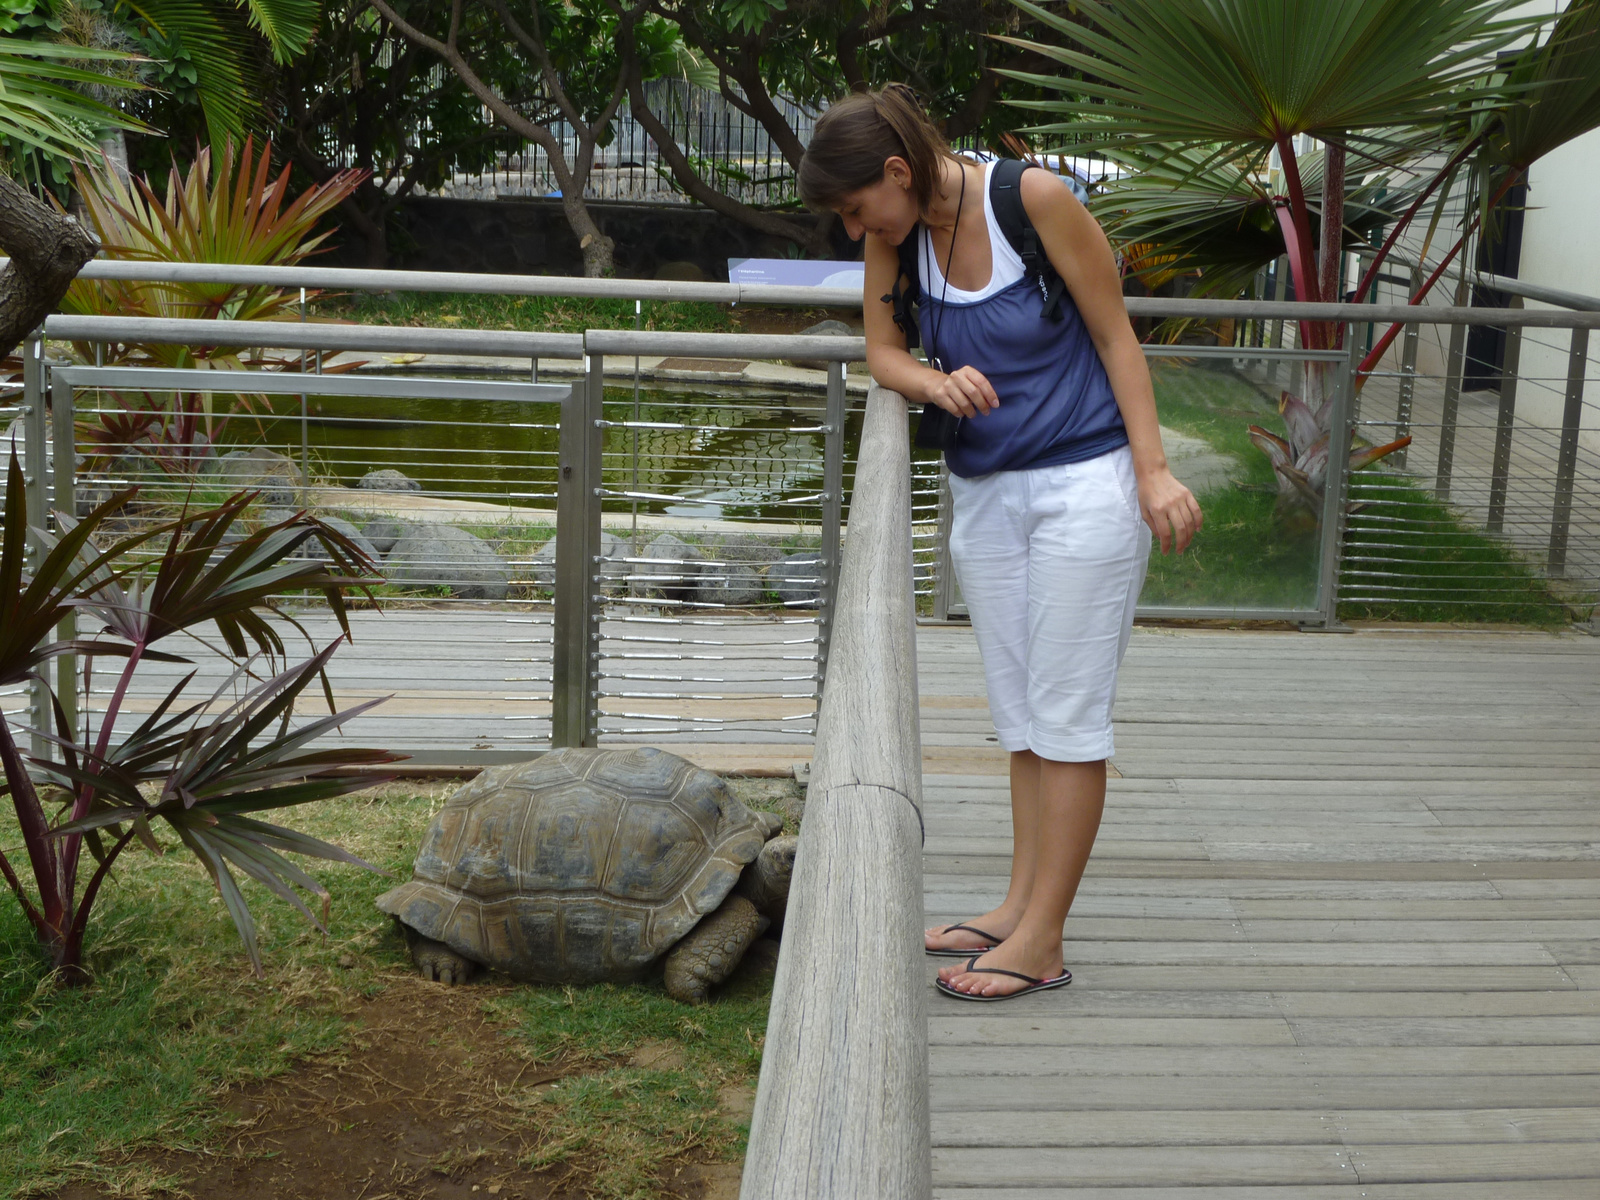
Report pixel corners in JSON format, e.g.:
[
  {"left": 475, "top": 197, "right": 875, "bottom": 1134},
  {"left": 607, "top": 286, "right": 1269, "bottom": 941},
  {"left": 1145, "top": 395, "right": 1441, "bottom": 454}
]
[{"left": 884, "top": 155, "right": 913, "bottom": 190}]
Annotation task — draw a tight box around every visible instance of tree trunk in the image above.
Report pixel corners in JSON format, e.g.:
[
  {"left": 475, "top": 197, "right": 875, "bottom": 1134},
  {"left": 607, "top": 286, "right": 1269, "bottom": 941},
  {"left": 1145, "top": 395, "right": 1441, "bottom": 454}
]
[
  {"left": 0, "top": 174, "right": 98, "bottom": 360},
  {"left": 1318, "top": 142, "right": 1346, "bottom": 306}
]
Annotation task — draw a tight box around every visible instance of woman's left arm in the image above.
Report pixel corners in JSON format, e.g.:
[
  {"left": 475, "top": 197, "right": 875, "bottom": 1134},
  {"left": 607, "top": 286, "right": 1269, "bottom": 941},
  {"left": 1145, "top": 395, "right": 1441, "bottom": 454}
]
[{"left": 1021, "top": 170, "right": 1202, "bottom": 554}]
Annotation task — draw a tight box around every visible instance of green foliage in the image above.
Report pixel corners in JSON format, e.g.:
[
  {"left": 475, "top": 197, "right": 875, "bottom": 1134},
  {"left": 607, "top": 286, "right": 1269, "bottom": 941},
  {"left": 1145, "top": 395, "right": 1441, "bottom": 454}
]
[
  {"left": 0, "top": 450, "right": 400, "bottom": 983},
  {"left": 322, "top": 289, "right": 737, "bottom": 334},
  {"left": 0, "top": 32, "right": 148, "bottom": 185},
  {"left": 61, "top": 137, "right": 364, "bottom": 476}
]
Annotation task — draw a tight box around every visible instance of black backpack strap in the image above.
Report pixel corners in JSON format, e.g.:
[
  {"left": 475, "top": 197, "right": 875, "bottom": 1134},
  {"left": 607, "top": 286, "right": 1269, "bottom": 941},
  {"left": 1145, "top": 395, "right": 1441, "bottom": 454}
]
[
  {"left": 989, "top": 158, "right": 1067, "bottom": 321},
  {"left": 882, "top": 227, "right": 923, "bottom": 349}
]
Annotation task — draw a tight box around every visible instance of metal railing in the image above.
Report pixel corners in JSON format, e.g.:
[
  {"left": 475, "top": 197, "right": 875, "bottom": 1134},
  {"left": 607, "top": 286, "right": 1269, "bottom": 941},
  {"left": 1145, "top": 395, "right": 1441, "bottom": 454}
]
[{"left": 21, "top": 313, "right": 871, "bottom": 764}]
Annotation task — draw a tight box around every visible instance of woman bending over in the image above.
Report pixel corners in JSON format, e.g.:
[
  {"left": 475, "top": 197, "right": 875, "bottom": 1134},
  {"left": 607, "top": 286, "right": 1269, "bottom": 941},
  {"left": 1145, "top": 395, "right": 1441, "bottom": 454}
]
[{"left": 798, "top": 86, "right": 1201, "bottom": 1001}]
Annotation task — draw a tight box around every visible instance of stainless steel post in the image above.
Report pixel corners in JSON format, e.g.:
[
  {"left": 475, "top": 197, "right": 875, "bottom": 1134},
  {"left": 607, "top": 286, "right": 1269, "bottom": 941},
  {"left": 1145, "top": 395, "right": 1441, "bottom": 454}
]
[
  {"left": 21, "top": 333, "right": 51, "bottom": 756},
  {"left": 817, "top": 361, "right": 846, "bottom": 694},
  {"left": 1486, "top": 297, "right": 1523, "bottom": 533},
  {"left": 1393, "top": 265, "right": 1421, "bottom": 470},
  {"left": 1312, "top": 327, "right": 1360, "bottom": 628},
  {"left": 1268, "top": 254, "right": 1288, "bottom": 388},
  {"left": 50, "top": 361, "right": 77, "bottom": 746},
  {"left": 1435, "top": 272, "right": 1469, "bottom": 501},
  {"left": 1547, "top": 325, "right": 1589, "bottom": 577},
  {"left": 552, "top": 353, "right": 604, "bottom": 747},
  {"left": 931, "top": 460, "right": 955, "bottom": 622}
]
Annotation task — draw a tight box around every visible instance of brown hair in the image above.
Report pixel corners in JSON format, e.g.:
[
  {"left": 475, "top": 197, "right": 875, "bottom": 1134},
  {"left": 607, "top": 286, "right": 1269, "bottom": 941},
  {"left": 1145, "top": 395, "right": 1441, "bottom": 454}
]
[{"left": 798, "top": 84, "right": 956, "bottom": 214}]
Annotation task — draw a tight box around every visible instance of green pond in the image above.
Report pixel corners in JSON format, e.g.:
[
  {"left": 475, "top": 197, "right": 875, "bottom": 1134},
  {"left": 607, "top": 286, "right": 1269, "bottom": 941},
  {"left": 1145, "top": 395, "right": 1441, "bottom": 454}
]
[{"left": 234, "top": 381, "right": 876, "bottom": 526}]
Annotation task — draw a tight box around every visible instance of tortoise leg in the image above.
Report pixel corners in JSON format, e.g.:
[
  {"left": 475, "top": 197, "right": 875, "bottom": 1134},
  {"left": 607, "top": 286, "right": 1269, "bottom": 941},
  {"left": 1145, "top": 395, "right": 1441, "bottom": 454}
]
[
  {"left": 400, "top": 923, "right": 478, "bottom": 985},
  {"left": 663, "top": 895, "right": 769, "bottom": 1004}
]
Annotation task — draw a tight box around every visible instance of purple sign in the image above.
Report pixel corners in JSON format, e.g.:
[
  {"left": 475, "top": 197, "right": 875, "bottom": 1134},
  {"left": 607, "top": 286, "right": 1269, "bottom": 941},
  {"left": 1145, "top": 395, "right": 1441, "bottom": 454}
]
[{"left": 727, "top": 258, "right": 865, "bottom": 289}]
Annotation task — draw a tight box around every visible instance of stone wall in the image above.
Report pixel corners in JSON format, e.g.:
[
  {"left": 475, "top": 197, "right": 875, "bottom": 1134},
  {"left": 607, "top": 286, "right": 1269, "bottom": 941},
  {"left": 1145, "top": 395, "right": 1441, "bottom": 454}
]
[{"left": 327, "top": 197, "right": 859, "bottom": 281}]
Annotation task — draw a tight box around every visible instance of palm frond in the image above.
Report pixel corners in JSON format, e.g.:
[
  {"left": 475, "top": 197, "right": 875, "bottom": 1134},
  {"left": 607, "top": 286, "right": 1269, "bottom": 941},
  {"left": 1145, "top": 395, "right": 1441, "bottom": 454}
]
[{"left": 0, "top": 36, "right": 151, "bottom": 158}]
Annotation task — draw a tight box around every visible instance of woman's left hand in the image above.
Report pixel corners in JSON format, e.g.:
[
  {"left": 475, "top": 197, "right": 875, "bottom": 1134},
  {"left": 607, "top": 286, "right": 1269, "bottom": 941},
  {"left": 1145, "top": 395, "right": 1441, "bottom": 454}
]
[{"left": 1139, "top": 467, "right": 1203, "bottom": 554}]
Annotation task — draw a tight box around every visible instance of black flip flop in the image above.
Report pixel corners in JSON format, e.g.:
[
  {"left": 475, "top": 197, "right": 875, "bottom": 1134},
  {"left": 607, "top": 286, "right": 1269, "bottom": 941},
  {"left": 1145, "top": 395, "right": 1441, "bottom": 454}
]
[
  {"left": 925, "top": 922, "right": 1004, "bottom": 957},
  {"left": 935, "top": 956, "right": 1072, "bottom": 1002}
]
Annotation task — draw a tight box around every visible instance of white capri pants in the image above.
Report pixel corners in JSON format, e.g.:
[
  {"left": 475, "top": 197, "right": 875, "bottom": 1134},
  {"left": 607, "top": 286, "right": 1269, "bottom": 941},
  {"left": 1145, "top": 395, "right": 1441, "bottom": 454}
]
[{"left": 948, "top": 444, "right": 1150, "bottom": 762}]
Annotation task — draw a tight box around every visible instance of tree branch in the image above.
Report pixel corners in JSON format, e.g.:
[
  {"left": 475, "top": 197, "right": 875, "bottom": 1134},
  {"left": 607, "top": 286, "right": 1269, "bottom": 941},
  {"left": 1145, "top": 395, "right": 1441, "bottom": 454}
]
[{"left": 0, "top": 174, "right": 98, "bottom": 360}]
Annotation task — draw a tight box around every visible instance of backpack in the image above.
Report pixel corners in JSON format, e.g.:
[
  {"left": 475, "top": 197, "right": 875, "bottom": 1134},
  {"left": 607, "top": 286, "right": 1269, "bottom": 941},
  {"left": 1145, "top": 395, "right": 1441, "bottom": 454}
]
[{"left": 884, "top": 157, "right": 1069, "bottom": 351}]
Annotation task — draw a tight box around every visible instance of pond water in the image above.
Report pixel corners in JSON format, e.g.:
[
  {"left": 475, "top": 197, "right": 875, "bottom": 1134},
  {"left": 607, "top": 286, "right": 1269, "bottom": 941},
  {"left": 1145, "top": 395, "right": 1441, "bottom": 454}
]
[{"left": 234, "top": 380, "right": 873, "bottom": 527}]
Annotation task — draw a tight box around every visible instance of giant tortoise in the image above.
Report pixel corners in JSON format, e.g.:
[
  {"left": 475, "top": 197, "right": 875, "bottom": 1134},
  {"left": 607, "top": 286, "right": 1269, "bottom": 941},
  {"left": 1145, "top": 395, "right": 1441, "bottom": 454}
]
[{"left": 376, "top": 747, "right": 797, "bottom": 1003}]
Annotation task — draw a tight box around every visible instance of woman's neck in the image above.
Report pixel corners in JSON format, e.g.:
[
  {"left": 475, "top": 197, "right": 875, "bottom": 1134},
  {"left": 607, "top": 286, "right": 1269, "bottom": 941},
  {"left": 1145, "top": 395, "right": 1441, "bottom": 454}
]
[{"left": 923, "top": 157, "right": 977, "bottom": 231}]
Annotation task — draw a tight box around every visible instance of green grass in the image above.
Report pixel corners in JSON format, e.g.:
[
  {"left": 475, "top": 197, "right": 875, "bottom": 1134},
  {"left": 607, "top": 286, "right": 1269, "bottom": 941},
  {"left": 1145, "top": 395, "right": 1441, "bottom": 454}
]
[
  {"left": 0, "top": 778, "right": 776, "bottom": 1198},
  {"left": 0, "top": 784, "right": 437, "bottom": 1198},
  {"left": 317, "top": 291, "right": 738, "bottom": 335},
  {"left": 493, "top": 979, "right": 769, "bottom": 1198},
  {"left": 1140, "top": 360, "right": 1579, "bottom": 623},
  {"left": 1341, "top": 473, "right": 1578, "bottom": 627}
]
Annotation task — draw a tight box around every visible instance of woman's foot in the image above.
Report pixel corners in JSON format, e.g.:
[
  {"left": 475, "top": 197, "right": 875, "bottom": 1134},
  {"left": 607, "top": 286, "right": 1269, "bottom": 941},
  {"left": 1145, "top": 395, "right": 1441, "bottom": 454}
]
[
  {"left": 924, "top": 908, "right": 1021, "bottom": 954},
  {"left": 936, "top": 931, "right": 1065, "bottom": 998}
]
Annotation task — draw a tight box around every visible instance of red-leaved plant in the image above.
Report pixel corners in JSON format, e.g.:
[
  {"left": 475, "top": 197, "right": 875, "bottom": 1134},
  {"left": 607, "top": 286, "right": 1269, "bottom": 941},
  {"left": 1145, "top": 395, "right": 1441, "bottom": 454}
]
[{"left": 0, "top": 450, "right": 401, "bottom": 985}]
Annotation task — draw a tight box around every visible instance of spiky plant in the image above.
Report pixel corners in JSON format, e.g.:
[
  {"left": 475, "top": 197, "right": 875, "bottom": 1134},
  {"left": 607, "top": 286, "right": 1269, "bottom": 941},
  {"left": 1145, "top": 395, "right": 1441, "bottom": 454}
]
[{"left": 0, "top": 450, "right": 401, "bottom": 985}]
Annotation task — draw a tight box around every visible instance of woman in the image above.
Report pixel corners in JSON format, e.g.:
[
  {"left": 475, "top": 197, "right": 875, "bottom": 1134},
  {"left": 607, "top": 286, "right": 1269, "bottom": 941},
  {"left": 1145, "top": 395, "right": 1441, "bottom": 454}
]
[{"left": 798, "top": 86, "right": 1201, "bottom": 1001}]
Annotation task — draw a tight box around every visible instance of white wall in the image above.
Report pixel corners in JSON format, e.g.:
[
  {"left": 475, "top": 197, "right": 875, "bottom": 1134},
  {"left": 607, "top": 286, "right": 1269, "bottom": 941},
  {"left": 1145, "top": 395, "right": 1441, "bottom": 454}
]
[{"left": 1513, "top": 125, "right": 1600, "bottom": 435}]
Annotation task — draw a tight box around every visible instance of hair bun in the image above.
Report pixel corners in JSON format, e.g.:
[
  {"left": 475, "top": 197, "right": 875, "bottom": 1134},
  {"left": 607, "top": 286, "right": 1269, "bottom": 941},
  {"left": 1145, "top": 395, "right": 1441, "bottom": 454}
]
[{"left": 880, "top": 82, "right": 925, "bottom": 113}]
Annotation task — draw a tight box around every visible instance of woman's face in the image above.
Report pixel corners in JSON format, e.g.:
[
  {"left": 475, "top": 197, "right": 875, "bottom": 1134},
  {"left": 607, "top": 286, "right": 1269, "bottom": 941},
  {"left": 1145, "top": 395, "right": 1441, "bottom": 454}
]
[{"left": 833, "top": 156, "right": 920, "bottom": 244}]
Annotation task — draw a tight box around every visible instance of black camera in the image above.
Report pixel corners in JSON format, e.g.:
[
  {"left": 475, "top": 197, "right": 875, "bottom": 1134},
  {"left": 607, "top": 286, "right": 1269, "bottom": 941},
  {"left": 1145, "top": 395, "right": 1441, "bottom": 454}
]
[{"left": 915, "top": 403, "right": 961, "bottom": 451}]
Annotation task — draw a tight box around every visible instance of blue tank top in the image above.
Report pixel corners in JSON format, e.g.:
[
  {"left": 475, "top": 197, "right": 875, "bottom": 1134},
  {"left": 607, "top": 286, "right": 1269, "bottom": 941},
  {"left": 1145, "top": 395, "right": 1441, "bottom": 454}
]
[{"left": 915, "top": 172, "right": 1128, "bottom": 478}]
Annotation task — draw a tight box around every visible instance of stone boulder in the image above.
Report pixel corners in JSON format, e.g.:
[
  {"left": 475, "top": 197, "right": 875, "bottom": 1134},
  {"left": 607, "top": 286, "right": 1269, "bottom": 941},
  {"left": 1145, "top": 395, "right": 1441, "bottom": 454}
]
[
  {"left": 357, "top": 468, "right": 422, "bottom": 492},
  {"left": 385, "top": 524, "right": 512, "bottom": 600},
  {"left": 204, "top": 447, "right": 301, "bottom": 506},
  {"left": 361, "top": 517, "right": 415, "bottom": 555},
  {"left": 769, "top": 552, "right": 824, "bottom": 607},
  {"left": 630, "top": 532, "right": 703, "bottom": 602},
  {"left": 302, "top": 515, "right": 380, "bottom": 567},
  {"left": 791, "top": 319, "right": 856, "bottom": 371},
  {"left": 696, "top": 534, "right": 770, "bottom": 607},
  {"left": 527, "top": 531, "right": 628, "bottom": 591}
]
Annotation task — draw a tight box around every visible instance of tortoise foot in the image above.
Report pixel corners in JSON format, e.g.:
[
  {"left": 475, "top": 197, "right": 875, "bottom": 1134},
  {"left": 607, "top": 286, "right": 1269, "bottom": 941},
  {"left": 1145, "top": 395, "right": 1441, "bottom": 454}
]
[
  {"left": 403, "top": 928, "right": 478, "bottom": 985},
  {"left": 663, "top": 895, "right": 769, "bottom": 1004}
]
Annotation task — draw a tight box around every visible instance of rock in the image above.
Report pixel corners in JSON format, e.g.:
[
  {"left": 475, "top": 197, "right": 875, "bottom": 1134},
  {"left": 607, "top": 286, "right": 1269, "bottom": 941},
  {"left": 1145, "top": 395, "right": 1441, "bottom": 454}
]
[
  {"left": 654, "top": 260, "right": 708, "bottom": 282},
  {"left": 361, "top": 517, "right": 414, "bottom": 555},
  {"left": 298, "top": 515, "right": 380, "bottom": 567},
  {"left": 204, "top": 447, "right": 301, "bottom": 506},
  {"left": 385, "top": 524, "right": 512, "bottom": 600},
  {"left": 769, "top": 552, "right": 824, "bottom": 606},
  {"left": 696, "top": 534, "right": 770, "bottom": 607},
  {"left": 791, "top": 319, "right": 856, "bottom": 370},
  {"left": 528, "top": 531, "right": 628, "bottom": 590},
  {"left": 356, "top": 468, "right": 422, "bottom": 493},
  {"left": 800, "top": 319, "right": 854, "bottom": 337},
  {"left": 630, "top": 532, "right": 703, "bottom": 602}
]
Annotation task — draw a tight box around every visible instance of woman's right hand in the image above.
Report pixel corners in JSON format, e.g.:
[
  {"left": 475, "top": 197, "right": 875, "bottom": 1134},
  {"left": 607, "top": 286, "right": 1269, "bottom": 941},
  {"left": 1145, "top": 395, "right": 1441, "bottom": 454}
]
[{"left": 924, "top": 364, "right": 1000, "bottom": 418}]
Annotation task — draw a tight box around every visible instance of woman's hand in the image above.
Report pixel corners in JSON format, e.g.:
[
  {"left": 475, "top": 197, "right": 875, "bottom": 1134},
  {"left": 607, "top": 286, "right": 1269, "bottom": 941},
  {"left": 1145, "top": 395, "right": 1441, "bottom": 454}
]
[
  {"left": 1139, "top": 466, "right": 1203, "bottom": 554},
  {"left": 925, "top": 364, "right": 999, "bottom": 418}
]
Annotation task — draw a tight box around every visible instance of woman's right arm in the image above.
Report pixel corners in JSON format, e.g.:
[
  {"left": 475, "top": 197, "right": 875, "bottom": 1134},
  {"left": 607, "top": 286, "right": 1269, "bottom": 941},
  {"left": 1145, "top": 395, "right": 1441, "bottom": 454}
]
[{"left": 862, "top": 232, "right": 998, "bottom": 417}]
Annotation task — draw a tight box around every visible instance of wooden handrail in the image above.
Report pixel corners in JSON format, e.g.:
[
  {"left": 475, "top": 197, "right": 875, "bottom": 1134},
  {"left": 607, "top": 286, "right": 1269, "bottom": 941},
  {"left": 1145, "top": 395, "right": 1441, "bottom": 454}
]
[{"left": 741, "top": 382, "right": 930, "bottom": 1199}]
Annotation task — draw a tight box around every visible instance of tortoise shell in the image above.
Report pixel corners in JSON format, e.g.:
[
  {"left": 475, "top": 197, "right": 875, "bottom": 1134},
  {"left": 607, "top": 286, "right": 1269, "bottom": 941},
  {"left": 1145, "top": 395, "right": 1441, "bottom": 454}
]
[{"left": 375, "top": 747, "right": 768, "bottom": 983}]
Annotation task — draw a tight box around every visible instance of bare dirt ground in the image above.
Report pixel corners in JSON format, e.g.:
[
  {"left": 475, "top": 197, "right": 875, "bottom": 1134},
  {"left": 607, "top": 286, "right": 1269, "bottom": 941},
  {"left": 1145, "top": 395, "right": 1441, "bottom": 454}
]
[{"left": 53, "top": 978, "right": 741, "bottom": 1200}]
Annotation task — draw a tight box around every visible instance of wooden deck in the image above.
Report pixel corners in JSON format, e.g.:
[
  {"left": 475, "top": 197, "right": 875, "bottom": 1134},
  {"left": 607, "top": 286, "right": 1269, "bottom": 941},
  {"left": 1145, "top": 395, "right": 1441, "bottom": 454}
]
[{"left": 916, "top": 623, "right": 1600, "bottom": 1197}]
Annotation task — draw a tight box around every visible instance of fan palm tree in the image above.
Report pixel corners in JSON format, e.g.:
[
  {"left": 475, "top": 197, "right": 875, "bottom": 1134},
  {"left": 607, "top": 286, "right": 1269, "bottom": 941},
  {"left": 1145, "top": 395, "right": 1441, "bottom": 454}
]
[{"left": 997, "top": 0, "right": 1600, "bottom": 506}]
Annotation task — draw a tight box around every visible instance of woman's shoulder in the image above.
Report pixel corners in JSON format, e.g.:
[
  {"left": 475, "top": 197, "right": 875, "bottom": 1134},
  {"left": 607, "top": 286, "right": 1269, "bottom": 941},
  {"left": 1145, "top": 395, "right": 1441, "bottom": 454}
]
[{"left": 1017, "top": 166, "right": 1086, "bottom": 223}]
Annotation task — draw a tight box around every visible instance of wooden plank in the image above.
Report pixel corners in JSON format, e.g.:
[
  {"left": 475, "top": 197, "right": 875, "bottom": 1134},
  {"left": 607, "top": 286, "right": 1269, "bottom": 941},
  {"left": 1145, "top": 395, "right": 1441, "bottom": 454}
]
[
  {"left": 928, "top": 1016, "right": 1297, "bottom": 1047},
  {"left": 927, "top": 1073, "right": 1600, "bottom": 1113},
  {"left": 1284, "top": 1016, "right": 1600, "bottom": 1046},
  {"left": 931, "top": 1144, "right": 1357, "bottom": 1188},
  {"left": 934, "top": 1184, "right": 1600, "bottom": 1200},
  {"left": 929, "top": 1045, "right": 1600, "bottom": 1077},
  {"left": 744, "top": 382, "right": 928, "bottom": 1200},
  {"left": 931, "top": 1106, "right": 1600, "bottom": 1148}
]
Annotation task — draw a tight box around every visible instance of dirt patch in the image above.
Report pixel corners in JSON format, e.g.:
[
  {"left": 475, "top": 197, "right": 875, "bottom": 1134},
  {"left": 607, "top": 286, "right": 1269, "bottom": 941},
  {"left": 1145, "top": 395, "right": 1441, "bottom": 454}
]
[{"left": 50, "top": 976, "right": 731, "bottom": 1200}]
